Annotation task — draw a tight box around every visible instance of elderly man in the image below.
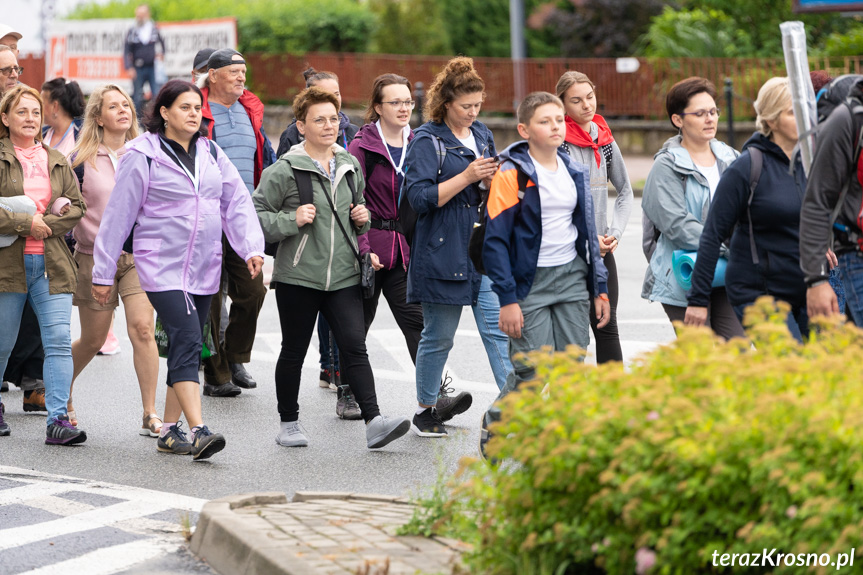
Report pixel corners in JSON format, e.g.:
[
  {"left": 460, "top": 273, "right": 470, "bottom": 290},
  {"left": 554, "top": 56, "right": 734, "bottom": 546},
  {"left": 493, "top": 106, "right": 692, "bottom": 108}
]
[
  {"left": 123, "top": 4, "right": 165, "bottom": 114},
  {"left": 199, "top": 48, "right": 276, "bottom": 397},
  {"left": 0, "top": 45, "right": 46, "bottom": 413},
  {"left": 0, "top": 24, "right": 21, "bottom": 56}
]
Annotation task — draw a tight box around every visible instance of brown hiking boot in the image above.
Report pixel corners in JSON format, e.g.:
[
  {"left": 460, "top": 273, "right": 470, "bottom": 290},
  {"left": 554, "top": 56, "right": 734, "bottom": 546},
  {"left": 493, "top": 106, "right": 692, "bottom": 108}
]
[{"left": 23, "top": 389, "right": 47, "bottom": 412}]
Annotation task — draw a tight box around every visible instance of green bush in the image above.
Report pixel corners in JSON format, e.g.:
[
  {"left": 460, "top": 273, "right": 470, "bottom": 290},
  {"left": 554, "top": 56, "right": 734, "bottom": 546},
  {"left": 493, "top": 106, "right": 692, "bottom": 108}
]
[
  {"left": 69, "top": 0, "right": 376, "bottom": 54},
  {"left": 417, "top": 298, "right": 863, "bottom": 574},
  {"left": 637, "top": 7, "right": 754, "bottom": 58}
]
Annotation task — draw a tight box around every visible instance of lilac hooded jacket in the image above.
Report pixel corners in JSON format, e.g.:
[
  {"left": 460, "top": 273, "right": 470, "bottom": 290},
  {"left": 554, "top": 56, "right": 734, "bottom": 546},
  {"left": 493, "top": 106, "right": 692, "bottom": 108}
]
[{"left": 92, "top": 132, "right": 265, "bottom": 295}]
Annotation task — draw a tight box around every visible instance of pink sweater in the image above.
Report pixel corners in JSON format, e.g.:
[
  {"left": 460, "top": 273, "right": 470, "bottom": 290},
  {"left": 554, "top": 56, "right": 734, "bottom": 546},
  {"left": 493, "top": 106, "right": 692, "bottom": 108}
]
[
  {"left": 73, "top": 145, "right": 121, "bottom": 255},
  {"left": 16, "top": 144, "right": 52, "bottom": 255}
]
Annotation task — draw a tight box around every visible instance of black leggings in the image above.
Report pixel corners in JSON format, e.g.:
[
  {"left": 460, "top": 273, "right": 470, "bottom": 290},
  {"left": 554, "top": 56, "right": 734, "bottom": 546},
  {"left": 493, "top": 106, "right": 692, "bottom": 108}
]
[
  {"left": 146, "top": 291, "right": 212, "bottom": 386},
  {"left": 589, "top": 252, "right": 622, "bottom": 363},
  {"left": 275, "top": 282, "right": 380, "bottom": 423},
  {"left": 662, "top": 287, "right": 745, "bottom": 341},
  {"left": 362, "top": 260, "right": 424, "bottom": 365}
]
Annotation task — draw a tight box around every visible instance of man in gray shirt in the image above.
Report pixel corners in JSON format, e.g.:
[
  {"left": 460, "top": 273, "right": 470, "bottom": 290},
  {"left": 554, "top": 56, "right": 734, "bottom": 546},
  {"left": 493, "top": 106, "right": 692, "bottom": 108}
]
[{"left": 199, "top": 49, "right": 276, "bottom": 396}]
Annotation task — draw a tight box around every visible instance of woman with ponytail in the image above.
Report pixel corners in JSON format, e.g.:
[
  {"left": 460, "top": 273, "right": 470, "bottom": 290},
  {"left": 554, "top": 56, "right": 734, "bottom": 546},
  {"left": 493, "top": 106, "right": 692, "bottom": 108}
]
[
  {"left": 555, "top": 71, "right": 632, "bottom": 364},
  {"left": 402, "top": 56, "right": 512, "bottom": 438},
  {"left": 41, "top": 78, "right": 85, "bottom": 155}
]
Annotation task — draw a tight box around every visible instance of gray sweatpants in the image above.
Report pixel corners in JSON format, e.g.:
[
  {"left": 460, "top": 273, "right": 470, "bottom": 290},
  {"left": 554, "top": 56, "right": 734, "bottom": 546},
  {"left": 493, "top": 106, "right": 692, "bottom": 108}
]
[{"left": 484, "top": 256, "right": 590, "bottom": 429}]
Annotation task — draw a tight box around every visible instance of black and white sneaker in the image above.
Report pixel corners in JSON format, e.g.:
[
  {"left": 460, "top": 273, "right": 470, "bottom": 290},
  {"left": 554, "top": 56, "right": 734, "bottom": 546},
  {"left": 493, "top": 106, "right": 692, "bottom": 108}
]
[
  {"left": 435, "top": 374, "right": 472, "bottom": 422},
  {"left": 45, "top": 415, "right": 87, "bottom": 446},
  {"left": 411, "top": 407, "right": 447, "bottom": 437}
]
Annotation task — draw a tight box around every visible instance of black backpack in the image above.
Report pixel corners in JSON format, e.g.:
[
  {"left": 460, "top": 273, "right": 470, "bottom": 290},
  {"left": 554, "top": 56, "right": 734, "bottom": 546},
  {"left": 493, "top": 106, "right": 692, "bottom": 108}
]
[
  {"left": 468, "top": 168, "right": 530, "bottom": 275},
  {"left": 264, "top": 167, "right": 359, "bottom": 257}
]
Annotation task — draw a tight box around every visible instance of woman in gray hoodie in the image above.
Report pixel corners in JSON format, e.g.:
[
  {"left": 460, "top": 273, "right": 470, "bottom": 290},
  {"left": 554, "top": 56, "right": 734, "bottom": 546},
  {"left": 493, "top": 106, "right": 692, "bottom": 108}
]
[{"left": 641, "top": 77, "right": 744, "bottom": 340}]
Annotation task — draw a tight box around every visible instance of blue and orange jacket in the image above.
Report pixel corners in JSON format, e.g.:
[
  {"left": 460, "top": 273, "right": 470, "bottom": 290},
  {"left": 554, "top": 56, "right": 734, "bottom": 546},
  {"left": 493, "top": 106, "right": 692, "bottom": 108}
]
[{"left": 482, "top": 141, "right": 608, "bottom": 306}]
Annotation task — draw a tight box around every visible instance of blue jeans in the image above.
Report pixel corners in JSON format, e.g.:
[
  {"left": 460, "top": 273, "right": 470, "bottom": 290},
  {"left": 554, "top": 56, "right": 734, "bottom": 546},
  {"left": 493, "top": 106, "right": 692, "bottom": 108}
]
[
  {"left": 838, "top": 251, "right": 863, "bottom": 327},
  {"left": 415, "top": 275, "right": 512, "bottom": 405},
  {"left": 732, "top": 302, "right": 809, "bottom": 343},
  {"left": 132, "top": 65, "right": 160, "bottom": 118},
  {"left": 0, "top": 255, "right": 73, "bottom": 425}
]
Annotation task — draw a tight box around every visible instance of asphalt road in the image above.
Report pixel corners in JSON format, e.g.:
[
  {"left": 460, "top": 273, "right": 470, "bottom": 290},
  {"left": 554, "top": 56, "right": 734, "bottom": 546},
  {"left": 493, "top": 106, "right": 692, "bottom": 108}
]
[
  {"left": 0, "top": 197, "right": 674, "bottom": 501},
  {"left": 0, "top": 196, "right": 674, "bottom": 573}
]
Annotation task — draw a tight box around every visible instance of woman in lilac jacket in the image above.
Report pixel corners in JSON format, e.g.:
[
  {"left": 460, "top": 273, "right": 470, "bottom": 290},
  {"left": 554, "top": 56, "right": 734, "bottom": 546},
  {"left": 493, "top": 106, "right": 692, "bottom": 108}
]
[
  {"left": 348, "top": 74, "right": 424, "bottom": 364},
  {"left": 92, "top": 80, "right": 265, "bottom": 461}
]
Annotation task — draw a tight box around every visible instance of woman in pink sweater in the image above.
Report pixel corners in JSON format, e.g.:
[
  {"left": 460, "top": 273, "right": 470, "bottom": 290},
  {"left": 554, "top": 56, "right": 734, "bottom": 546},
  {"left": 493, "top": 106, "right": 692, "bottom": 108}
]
[{"left": 68, "top": 84, "right": 162, "bottom": 437}]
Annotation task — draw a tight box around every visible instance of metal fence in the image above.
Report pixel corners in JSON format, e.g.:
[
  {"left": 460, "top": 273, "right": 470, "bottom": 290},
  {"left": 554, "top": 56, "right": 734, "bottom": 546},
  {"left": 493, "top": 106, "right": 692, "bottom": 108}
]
[
  {"left": 245, "top": 53, "right": 863, "bottom": 119},
  {"left": 22, "top": 52, "right": 863, "bottom": 119}
]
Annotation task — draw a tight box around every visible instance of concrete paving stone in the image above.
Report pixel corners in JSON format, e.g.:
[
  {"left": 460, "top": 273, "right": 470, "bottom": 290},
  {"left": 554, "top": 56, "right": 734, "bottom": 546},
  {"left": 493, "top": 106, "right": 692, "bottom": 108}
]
[
  {"left": 292, "top": 491, "right": 353, "bottom": 502},
  {"left": 303, "top": 538, "right": 341, "bottom": 549}
]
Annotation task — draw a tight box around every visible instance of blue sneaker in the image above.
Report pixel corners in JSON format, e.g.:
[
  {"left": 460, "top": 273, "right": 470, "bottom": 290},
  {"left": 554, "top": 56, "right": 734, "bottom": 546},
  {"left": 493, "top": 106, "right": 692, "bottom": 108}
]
[
  {"left": 191, "top": 425, "right": 226, "bottom": 460},
  {"left": 157, "top": 422, "right": 192, "bottom": 455}
]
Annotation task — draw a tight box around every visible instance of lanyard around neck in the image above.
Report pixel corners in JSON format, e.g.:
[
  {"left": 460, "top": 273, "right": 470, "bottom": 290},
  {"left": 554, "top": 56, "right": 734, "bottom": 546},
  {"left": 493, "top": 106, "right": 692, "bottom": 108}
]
[
  {"left": 160, "top": 137, "right": 199, "bottom": 191},
  {"left": 375, "top": 120, "right": 409, "bottom": 176}
]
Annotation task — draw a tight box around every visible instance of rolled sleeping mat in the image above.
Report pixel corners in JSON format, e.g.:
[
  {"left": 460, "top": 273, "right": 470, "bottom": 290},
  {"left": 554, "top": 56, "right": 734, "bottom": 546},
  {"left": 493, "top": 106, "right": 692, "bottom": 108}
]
[
  {"left": 672, "top": 250, "right": 727, "bottom": 291},
  {"left": 0, "top": 196, "right": 37, "bottom": 248}
]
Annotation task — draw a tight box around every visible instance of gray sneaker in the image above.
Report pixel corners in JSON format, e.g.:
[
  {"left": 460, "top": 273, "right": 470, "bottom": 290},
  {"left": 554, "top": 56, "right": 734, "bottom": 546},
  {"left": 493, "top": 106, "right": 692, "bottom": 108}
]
[
  {"left": 336, "top": 385, "right": 362, "bottom": 420},
  {"left": 276, "top": 421, "right": 309, "bottom": 447},
  {"left": 366, "top": 415, "right": 410, "bottom": 449}
]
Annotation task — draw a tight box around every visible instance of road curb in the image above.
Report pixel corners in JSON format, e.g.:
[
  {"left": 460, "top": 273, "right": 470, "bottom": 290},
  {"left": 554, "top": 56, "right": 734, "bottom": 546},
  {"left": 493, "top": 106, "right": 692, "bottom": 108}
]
[{"left": 191, "top": 491, "right": 462, "bottom": 575}]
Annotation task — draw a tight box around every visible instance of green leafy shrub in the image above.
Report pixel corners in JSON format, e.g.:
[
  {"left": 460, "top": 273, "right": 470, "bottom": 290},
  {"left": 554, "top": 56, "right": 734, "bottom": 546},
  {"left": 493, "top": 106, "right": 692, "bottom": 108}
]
[
  {"left": 69, "top": 0, "right": 376, "bottom": 54},
  {"left": 418, "top": 298, "right": 863, "bottom": 574},
  {"left": 637, "top": 7, "right": 754, "bottom": 58}
]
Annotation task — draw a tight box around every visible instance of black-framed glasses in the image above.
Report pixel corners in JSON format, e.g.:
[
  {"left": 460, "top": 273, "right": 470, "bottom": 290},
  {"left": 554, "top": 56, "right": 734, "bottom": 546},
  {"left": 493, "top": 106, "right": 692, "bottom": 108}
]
[
  {"left": 0, "top": 66, "right": 23, "bottom": 77},
  {"left": 381, "top": 100, "right": 415, "bottom": 109},
  {"left": 679, "top": 108, "right": 720, "bottom": 119}
]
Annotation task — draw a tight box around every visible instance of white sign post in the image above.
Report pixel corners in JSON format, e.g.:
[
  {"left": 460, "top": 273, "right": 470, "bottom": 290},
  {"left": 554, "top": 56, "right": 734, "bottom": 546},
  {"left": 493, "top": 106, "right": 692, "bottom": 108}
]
[{"left": 45, "top": 17, "right": 237, "bottom": 94}]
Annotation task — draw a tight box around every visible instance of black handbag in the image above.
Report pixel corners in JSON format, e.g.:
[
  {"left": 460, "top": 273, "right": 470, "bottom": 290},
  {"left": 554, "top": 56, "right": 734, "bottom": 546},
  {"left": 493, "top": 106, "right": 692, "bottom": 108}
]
[{"left": 318, "top": 170, "right": 375, "bottom": 299}]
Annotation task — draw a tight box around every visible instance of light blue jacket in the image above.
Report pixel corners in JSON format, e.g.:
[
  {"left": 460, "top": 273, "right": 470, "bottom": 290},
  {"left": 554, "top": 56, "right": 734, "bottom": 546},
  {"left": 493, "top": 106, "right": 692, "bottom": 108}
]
[{"left": 641, "top": 136, "right": 738, "bottom": 307}]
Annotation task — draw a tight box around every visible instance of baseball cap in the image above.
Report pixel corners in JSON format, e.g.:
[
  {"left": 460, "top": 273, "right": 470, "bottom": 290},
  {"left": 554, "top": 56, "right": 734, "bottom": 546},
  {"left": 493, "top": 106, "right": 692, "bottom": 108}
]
[
  {"left": 193, "top": 48, "right": 215, "bottom": 72},
  {"left": 207, "top": 48, "right": 245, "bottom": 70},
  {"left": 0, "top": 24, "right": 22, "bottom": 41}
]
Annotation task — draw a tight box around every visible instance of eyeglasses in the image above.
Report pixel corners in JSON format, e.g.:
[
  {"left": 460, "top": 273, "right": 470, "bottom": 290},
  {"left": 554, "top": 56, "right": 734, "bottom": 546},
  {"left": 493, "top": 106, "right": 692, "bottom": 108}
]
[
  {"left": 679, "top": 108, "right": 720, "bottom": 119},
  {"left": 0, "top": 66, "right": 23, "bottom": 77},
  {"left": 381, "top": 100, "right": 415, "bottom": 110},
  {"left": 310, "top": 116, "right": 340, "bottom": 128}
]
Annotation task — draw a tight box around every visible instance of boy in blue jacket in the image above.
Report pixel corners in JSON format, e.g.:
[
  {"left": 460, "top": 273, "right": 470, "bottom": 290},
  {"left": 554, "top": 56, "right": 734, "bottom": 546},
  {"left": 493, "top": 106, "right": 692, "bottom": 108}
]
[{"left": 480, "top": 91, "right": 610, "bottom": 455}]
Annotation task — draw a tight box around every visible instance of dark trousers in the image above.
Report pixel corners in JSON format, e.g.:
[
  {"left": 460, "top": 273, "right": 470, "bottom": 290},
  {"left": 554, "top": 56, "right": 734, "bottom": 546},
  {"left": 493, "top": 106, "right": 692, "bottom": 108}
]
[
  {"left": 589, "top": 252, "right": 622, "bottom": 363},
  {"left": 662, "top": 287, "right": 745, "bottom": 341},
  {"left": 362, "top": 263, "right": 424, "bottom": 365},
  {"left": 274, "top": 282, "right": 380, "bottom": 423},
  {"left": 3, "top": 301, "right": 44, "bottom": 386},
  {"left": 204, "top": 237, "right": 267, "bottom": 385},
  {"left": 147, "top": 291, "right": 213, "bottom": 386}
]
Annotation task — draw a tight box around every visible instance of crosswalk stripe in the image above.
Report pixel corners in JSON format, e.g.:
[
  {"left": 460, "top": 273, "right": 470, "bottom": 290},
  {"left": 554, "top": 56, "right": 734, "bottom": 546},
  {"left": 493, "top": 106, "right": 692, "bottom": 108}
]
[{"left": 20, "top": 538, "right": 180, "bottom": 575}]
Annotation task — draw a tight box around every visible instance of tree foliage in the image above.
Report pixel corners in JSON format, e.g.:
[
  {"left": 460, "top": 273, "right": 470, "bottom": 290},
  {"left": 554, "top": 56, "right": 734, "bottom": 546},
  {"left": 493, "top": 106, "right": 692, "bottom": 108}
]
[
  {"left": 539, "top": 0, "right": 666, "bottom": 58},
  {"left": 368, "top": 0, "right": 452, "bottom": 55},
  {"left": 637, "top": 7, "right": 754, "bottom": 58},
  {"left": 69, "top": 0, "right": 376, "bottom": 54}
]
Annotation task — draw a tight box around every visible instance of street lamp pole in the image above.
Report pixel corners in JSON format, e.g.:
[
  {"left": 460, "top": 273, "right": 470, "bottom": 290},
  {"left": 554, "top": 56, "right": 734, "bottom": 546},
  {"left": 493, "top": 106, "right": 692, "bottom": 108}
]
[{"left": 509, "top": 0, "right": 526, "bottom": 111}]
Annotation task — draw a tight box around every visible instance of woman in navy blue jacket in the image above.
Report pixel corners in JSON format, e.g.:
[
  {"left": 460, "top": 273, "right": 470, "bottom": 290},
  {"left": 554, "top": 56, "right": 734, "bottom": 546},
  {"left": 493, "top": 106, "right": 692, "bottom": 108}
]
[
  {"left": 403, "top": 57, "right": 512, "bottom": 438},
  {"left": 685, "top": 77, "right": 809, "bottom": 340}
]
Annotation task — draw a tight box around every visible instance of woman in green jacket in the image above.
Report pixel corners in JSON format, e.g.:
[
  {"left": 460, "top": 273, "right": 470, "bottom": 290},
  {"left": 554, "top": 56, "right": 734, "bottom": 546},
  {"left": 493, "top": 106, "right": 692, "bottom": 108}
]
[
  {"left": 253, "top": 87, "right": 409, "bottom": 450},
  {"left": 0, "top": 84, "right": 85, "bottom": 442}
]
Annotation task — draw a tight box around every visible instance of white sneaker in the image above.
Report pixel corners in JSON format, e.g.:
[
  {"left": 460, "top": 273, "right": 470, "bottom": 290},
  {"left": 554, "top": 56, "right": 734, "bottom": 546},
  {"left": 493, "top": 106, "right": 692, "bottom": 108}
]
[
  {"left": 276, "top": 422, "right": 309, "bottom": 447},
  {"left": 366, "top": 415, "right": 410, "bottom": 449}
]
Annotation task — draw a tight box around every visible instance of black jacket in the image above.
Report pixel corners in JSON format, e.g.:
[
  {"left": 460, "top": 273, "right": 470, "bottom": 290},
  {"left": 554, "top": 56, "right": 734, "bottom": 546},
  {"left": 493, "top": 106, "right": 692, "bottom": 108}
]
[
  {"left": 123, "top": 22, "right": 165, "bottom": 69},
  {"left": 689, "top": 132, "right": 807, "bottom": 309},
  {"left": 276, "top": 112, "right": 359, "bottom": 157},
  {"left": 800, "top": 92, "right": 863, "bottom": 285}
]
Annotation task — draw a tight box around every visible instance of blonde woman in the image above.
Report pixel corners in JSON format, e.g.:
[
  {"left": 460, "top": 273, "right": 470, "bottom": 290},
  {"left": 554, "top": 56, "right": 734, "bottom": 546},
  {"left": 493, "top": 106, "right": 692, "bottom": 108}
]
[
  {"left": 68, "top": 84, "right": 162, "bottom": 436},
  {"left": 0, "top": 85, "right": 85, "bottom": 443}
]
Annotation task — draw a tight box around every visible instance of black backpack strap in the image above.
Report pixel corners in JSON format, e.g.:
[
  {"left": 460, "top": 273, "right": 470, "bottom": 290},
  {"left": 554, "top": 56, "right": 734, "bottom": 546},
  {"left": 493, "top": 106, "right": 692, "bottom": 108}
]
[
  {"left": 346, "top": 169, "right": 358, "bottom": 206},
  {"left": 294, "top": 170, "right": 314, "bottom": 205},
  {"left": 434, "top": 136, "right": 446, "bottom": 175},
  {"left": 516, "top": 169, "right": 529, "bottom": 200},
  {"left": 747, "top": 147, "right": 763, "bottom": 265}
]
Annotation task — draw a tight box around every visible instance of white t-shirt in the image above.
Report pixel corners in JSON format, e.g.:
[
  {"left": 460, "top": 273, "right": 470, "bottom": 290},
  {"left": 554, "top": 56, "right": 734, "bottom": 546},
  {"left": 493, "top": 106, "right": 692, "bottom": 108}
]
[
  {"left": 529, "top": 153, "right": 578, "bottom": 267},
  {"left": 696, "top": 162, "right": 721, "bottom": 200},
  {"left": 457, "top": 131, "right": 479, "bottom": 157}
]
